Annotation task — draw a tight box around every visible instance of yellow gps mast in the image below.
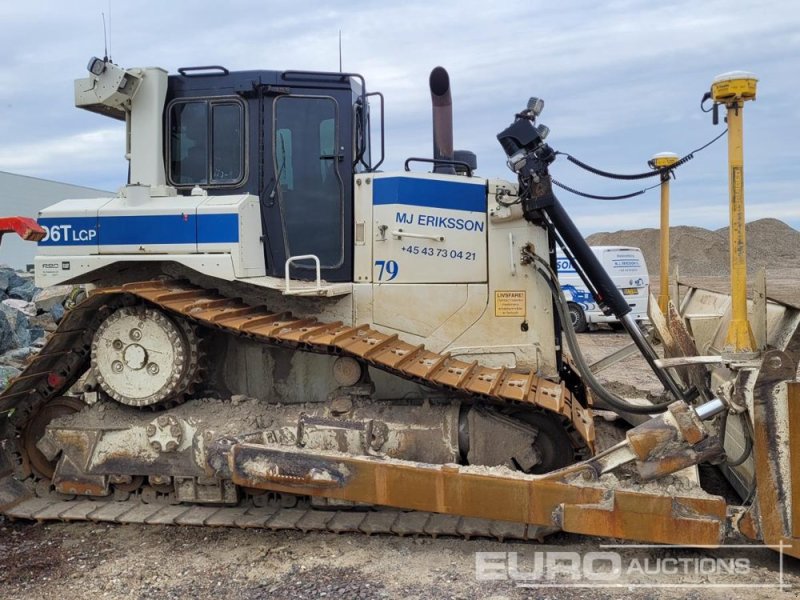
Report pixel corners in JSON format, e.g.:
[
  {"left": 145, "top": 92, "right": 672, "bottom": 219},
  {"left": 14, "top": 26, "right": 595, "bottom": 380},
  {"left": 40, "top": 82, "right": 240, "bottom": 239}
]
[
  {"left": 709, "top": 71, "right": 758, "bottom": 352},
  {"left": 650, "top": 152, "right": 679, "bottom": 313}
]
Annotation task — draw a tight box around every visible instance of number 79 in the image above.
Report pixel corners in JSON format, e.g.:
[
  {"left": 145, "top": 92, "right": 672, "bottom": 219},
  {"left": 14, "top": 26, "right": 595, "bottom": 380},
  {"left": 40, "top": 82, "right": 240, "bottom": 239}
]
[{"left": 374, "top": 260, "right": 399, "bottom": 281}]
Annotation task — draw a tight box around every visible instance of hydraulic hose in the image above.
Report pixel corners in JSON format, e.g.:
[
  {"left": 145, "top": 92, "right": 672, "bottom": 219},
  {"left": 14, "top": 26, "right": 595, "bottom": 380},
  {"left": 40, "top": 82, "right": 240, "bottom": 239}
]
[
  {"left": 718, "top": 410, "right": 753, "bottom": 467},
  {"left": 531, "top": 254, "right": 672, "bottom": 415}
]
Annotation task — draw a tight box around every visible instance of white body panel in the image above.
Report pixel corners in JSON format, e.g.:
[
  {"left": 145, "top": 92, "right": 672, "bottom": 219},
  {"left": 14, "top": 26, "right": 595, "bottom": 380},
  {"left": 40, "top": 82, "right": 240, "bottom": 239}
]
[
  {"left": 369, "top": 172, "right": 487, "bottom": 284},
  {"left": 35, "top": 186, "right": 264, "bottom": 285},
  {"left": 351, "top": 175, "right": 556, "bottom": 373},
  {"left": 37, "top": 197, "right": 111, "bottom": 256},
  {"left": 557, "top": 246, "right": 649, "bottom": 325},
  {"left": 34, "top": 173, "right": 558, "bottom": 374}
]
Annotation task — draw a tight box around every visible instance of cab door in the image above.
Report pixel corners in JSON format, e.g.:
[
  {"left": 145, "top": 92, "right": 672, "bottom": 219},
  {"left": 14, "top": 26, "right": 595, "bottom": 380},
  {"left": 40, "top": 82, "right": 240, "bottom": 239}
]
[{"left": 261, "top": 94, "right": 352, "bottom": 282}]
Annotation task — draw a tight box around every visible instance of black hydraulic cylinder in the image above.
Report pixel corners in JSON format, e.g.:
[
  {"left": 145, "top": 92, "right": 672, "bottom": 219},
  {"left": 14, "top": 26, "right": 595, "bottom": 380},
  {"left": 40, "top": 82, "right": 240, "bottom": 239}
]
[
  {"left": 545, "top": 196, "right": 632, "bottom": 318},
  {"left": 524, "top": 175, "right": 687, "bottom": 402}
]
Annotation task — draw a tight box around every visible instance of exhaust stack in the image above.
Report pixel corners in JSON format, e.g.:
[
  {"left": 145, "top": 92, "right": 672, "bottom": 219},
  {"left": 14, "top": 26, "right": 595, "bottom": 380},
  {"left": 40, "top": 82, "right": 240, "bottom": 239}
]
[{"left": 429, "top": 66, "right": 455, "bottom": 175}]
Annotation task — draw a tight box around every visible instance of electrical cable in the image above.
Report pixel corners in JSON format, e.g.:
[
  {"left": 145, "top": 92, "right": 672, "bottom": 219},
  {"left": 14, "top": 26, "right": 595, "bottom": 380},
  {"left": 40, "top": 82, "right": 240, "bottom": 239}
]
[
  {"left": 687, "top": 127, "right": 729, "bottom": 155},
  {"left": 552, "top": 178, "right": 662, "bottom": 200},
  {"left": 700, "top": 92, "right": 714, "bottom": 113},
  {"left": 559, "top": 154, "right": 671, "bottom": 180},
  {"left": 495, "top": 192, "right": 521, "bottom": 207},
  {"left": 555, "top": 128, "right": 728, "bottom": 181},
  {"left": 548, "top": 129, "right": 728, "bottom": 201}
]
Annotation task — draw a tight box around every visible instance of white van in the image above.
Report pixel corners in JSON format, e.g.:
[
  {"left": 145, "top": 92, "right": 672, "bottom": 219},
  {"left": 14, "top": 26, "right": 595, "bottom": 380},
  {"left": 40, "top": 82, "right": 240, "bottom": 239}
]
[{"left": 556, "top": 246, "right": 649, "bottom": 332}]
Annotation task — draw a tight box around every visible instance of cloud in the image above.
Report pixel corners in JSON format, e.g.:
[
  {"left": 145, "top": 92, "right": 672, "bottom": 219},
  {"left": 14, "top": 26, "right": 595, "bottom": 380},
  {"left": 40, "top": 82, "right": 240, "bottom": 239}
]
[
  {"left": 0, "top": 126, "right": 126, "bottom": 190},
  {"left": 0, "top": 0, "right": 797, "bottom": 232},
  {"left": 0, "top": 127, "right": 122, "bottom": 171}
]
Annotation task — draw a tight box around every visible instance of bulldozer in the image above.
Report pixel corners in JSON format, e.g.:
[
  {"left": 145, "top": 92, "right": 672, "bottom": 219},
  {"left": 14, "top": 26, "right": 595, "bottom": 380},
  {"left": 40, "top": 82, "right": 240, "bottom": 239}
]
[{"left": 1, "top": 58, "right": 799, "bottom": 556}]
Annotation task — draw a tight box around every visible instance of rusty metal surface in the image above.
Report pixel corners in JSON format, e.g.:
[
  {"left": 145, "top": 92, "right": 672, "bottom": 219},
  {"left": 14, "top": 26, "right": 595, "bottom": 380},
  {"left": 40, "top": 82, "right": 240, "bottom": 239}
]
[
  {"left": 216, "top": 441, "right": 728, "bottom": 546},
  {"left": 666, "top": 302, "right": 709, "bottom": 396},
  {"left": 0, "top": 293, "right": 112, "bottom": 513},
  {"left": 635, "top": 436, "right": 723, "bottom": 481},
  {"left": 41, "top": 395, "right": 491, "bottom": 493},
  {"left": 744, "top": 352, "right": 800, "bottom": 558},
  {"left": 626, "top": 402, "right": 706, "bottom": 461},
  {"left": 648, "top": 295, "right": 675, "bottom": 355},
  {"left": 790, "top": 382, "right": 800, "bottom": 541}
]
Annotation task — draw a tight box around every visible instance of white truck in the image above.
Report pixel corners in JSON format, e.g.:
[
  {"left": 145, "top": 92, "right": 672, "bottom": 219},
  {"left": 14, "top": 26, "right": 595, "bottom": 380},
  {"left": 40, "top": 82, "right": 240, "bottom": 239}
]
[{"left": 557, "top": 246, "right": 649, "bottom": 332}]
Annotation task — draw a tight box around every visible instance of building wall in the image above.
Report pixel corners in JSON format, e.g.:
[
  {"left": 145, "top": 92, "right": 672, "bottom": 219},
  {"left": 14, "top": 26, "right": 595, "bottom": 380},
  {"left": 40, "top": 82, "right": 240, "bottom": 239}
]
[{"left": 0, "top": 171, "right": 110, "bottom": 269}]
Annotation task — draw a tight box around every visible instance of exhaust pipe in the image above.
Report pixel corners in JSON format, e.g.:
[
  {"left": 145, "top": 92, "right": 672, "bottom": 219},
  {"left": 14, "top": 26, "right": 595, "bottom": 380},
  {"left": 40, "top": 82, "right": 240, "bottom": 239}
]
[{"left": 429, "top": 66, "right": 455, "bottom": 175}]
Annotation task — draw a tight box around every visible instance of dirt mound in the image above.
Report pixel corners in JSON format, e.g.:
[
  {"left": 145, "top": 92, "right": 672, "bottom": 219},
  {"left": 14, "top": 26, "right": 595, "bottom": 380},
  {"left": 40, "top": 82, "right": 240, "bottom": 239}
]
[
  {"left": 586, "top": 218, "right": 800, "bottom": 277},
  {"left": 716, "top": 218, "right": 800, "bottom": 266}
]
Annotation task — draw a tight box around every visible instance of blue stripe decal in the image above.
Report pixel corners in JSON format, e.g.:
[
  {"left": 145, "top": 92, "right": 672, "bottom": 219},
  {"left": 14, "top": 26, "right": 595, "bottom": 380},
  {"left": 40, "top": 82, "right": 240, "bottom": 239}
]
[
  {"left": 373, "top": 177, "right": 486, "bottom": 213},
  {"left": 99, "top": 214, "right": 197, "bottom": 245},
  {"left": 38, "top": 213, "right": 239, "bottom": 246},
  {"left": 198, "top": 213, "right": 239, "bottom": 244},
  {"left": 38, "top": 217, "right": 99, "bottom": 246}
]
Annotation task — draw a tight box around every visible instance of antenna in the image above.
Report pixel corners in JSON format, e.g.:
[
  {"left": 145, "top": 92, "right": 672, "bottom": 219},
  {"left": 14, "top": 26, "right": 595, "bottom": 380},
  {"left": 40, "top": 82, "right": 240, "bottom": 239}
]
[
  {"left": 104, "top": 0, "right": 112, "bottom": 61},
  {"left": 338, "top": 30, "right": 342, "bottom": 72},
  {"left": 101, "top": 12, "right": 109, "bottom": 61}
]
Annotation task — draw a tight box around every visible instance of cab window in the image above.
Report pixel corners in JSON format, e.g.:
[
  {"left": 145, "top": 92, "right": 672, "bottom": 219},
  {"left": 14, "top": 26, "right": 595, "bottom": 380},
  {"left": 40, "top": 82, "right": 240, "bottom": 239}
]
[{"left": 169, "top": 98, "right": 245, "bottom": 186}]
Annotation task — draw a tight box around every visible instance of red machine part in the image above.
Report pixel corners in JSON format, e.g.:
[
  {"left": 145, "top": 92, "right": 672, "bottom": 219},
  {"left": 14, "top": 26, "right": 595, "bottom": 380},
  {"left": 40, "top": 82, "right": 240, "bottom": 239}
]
[{"left": 0, "top": 217, "right": 45, "bottom": 243}]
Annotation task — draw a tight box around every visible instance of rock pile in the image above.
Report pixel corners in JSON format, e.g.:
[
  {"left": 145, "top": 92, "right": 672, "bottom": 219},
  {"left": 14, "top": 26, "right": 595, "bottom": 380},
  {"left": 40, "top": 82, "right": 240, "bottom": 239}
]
[
  {"left": 0, "top": 267, "right": 74, "bottom": 389},
  {"left": 586, "top": 218, "right": 800, "bottom": 277}
]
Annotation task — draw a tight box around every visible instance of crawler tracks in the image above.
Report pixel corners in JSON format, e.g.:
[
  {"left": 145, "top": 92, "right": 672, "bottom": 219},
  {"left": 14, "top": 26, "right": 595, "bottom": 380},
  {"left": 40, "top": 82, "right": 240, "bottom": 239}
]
[
  {"left": 4, "top": 496, "right": 554, "bottom": 542},
  {"left": 0, "top": 279, "right": 594, "bottom": 540}
]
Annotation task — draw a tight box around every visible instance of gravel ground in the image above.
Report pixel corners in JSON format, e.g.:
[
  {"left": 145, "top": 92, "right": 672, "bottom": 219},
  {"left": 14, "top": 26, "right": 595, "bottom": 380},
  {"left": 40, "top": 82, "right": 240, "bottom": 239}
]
[
  {"left": 1, "top": 518, "right": 797, "bottom": 599},
  {"left": 2, "top": 332, "right": 799, "bottom": 599}
]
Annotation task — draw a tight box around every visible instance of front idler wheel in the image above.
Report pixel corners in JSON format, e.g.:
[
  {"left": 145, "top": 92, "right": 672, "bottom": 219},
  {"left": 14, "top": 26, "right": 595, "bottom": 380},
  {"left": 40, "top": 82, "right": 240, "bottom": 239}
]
[{"left": 91, "top": 306, "right": 201, "bottom": 407}]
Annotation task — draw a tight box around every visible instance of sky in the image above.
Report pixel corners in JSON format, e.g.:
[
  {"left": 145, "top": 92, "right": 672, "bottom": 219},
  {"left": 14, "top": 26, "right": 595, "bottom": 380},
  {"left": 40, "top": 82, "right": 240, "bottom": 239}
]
[{"left": 0, "top": 0, "right": 798, "bottom": 235}]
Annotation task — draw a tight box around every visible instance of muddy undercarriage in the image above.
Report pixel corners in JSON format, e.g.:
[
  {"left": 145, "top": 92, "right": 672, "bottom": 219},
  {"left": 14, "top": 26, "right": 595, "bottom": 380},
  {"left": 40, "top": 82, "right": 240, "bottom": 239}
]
[
  {"left": 4, "top": 279, "right": 800, "bottom": 557},
  {"left": 0, "top": 279, "right": 594, "bottom": 540}
]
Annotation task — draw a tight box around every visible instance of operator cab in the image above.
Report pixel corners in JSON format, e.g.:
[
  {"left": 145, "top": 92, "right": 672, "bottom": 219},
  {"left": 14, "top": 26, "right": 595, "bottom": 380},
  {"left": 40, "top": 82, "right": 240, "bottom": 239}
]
[{"left": 165, "top": 67, "right": 376, "bottom": 282}]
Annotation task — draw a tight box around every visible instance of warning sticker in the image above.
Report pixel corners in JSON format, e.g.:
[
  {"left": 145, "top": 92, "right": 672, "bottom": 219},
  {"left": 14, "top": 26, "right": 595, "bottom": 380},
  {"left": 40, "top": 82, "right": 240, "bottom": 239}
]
[{"left": 495, "top": 290, "right": 526, "bottom": 317}]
